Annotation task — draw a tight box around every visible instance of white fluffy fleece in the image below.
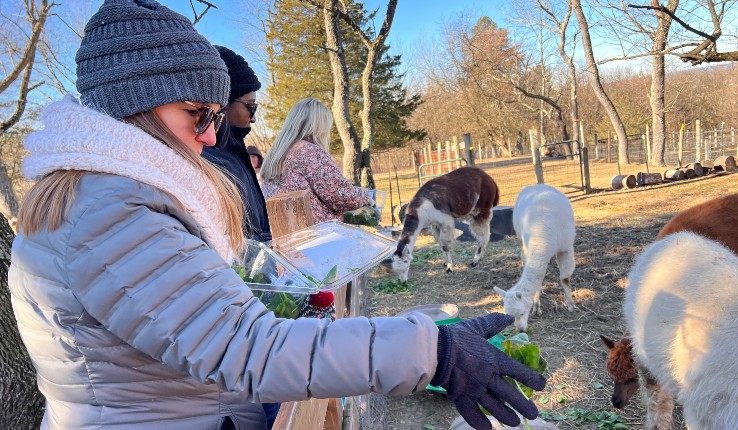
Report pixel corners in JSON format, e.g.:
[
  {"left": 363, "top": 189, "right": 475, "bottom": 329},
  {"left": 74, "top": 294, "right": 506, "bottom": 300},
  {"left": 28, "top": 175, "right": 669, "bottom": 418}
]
[
  {"left": 23, "top": 94, "right": 231, "bottom": 260},
  {"left": 625, "top": 231, "right": 738, "bottom": 430}
]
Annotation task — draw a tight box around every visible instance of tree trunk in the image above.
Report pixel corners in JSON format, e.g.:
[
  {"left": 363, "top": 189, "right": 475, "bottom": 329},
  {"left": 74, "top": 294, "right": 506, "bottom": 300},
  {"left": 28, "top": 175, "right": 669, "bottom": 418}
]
[
  {"left": 649, "top": 0, "right": 679, "bottom": 167},
  {"left": 571, "top": 0, "right": 630, "bottom": 164},
  {"left": 359, "top": 47, "right": 378, "bottom": 189},
  {"left": 554, "top": 106, "right": 570, "bottom": 143},
  {"left": 322, "top": 0, "right": 361, "bottom": 183},
  {"left": 357, "top": 0, "right": 397, "bottom": 190},
  {"left": 0, "top": 162, "right": 18, "bottom": 219},
  {"left": 0, "top": 214, "right": 45, "bottom": 428}
]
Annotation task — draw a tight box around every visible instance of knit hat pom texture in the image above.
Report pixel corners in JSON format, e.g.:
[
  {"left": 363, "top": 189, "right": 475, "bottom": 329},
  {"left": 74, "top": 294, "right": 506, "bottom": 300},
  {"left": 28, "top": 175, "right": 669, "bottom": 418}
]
[{"left": 76, "top": 0, "right": 230, "bottom": 119}]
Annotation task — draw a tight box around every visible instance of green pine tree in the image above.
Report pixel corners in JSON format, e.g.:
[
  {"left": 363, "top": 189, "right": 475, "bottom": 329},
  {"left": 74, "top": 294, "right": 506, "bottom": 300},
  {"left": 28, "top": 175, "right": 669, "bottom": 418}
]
[{"left": 264, "top": 0, "right": 424, "bottom": 154}]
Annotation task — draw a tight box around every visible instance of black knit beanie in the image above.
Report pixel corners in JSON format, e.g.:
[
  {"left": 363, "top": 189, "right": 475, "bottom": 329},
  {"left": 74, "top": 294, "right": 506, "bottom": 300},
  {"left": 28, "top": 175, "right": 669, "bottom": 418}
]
[
  {"left": 75, "top": 0, "right": 230, "bottom": 119},
  {"left": 214, "top": 45, "right": 262, "bottom": 102}
]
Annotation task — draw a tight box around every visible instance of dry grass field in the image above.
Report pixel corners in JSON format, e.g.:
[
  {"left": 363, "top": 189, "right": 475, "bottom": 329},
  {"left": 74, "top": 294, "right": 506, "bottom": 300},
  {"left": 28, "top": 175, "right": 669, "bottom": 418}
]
[{"left": 365, "top": 159, "right": 738, "bottom": 430}]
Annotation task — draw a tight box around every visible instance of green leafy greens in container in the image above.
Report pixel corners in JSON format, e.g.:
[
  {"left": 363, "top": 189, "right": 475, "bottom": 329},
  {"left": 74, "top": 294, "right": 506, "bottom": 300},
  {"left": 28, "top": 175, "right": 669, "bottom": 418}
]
[{"left": 233, "top": 266, "right": 304, "bottom": 319}]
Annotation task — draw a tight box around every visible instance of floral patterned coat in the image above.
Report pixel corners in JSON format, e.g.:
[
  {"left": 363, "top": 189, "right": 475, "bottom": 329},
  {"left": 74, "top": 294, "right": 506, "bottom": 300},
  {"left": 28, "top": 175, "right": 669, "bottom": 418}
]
[{"left": 262, "top": 140, "right": 372, "bottom": 222}]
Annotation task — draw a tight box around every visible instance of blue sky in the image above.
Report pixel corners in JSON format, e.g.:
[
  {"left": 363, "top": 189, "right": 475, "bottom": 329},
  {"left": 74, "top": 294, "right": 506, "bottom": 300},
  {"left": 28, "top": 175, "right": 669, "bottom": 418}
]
[{"left": 155, "top": 0, "right": 510, "bottom": 76}]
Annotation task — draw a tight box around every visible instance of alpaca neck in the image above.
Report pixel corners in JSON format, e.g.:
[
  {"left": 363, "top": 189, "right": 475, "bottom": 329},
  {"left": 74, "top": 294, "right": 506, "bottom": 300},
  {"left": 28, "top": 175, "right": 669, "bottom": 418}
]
[
  {"left": 396, "top": 213, "right": 422, "bottom": 255},
  {"left": 515, "top": 262, "right": 548, "bottom": 293}
]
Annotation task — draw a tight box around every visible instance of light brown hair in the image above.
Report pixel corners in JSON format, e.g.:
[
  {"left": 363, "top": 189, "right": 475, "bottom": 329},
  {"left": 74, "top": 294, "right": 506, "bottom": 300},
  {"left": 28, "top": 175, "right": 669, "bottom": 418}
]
[{"left": 18, "top": 110, "right": 245, "bottom": 253}]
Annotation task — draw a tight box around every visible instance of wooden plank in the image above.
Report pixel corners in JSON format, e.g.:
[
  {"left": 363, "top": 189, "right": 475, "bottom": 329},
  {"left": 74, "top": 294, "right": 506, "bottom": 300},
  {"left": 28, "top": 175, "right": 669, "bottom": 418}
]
[
  {"left": 323, "top": 398, "right": 343, "bottom": 430},
  {"left": 266, "top": 193, "right": 365, "bottom": 430},
  {"left": 271, "top": 398, "right": 329, "bottom": 430},
  {"left": 267, "top": 193, "right": 332, "bottom": 430},
  {"left": 333, "top": 283, "right": 348, "bottom": 320},
  {"left": 265, "top": 190, "right": 314, "bottom": 239}
]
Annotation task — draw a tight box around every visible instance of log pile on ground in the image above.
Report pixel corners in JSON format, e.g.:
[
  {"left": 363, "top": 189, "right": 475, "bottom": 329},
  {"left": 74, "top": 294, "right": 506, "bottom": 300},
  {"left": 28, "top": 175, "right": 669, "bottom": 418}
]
[{"left": 611, "top": 155, "right": 738, "bottom": 191}]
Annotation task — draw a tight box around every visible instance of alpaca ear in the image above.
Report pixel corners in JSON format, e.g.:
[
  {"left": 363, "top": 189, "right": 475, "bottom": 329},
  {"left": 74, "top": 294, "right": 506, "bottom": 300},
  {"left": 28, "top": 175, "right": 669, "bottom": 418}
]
[
  {"left": 600, "top": 335, "right": 616, "bottom": 350},
  {"left": 493, "top": 286, "right": 507, "bottom": 297}
]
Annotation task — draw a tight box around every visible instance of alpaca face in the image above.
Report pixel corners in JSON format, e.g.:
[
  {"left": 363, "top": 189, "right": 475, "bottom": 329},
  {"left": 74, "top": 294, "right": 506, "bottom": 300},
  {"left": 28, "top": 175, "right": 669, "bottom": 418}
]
[
  {"left": 391, "top": 251, "right": 411, "bottom": 282},
  {"left": 494, "top": 287, "right": 533, "bottom": 332},
  {"left": 611, "top": 378, "right": 640, "bottom": 409},
  {"left": 600, "top": 335, "right": 641, "bottom": 409}
]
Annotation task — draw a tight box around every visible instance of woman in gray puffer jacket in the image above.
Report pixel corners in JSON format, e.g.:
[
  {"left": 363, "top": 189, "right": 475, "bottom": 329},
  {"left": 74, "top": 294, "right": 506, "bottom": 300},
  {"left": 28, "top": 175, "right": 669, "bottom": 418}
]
[{"left": 8, "top": 1, "right": 545, "bottom": 430}]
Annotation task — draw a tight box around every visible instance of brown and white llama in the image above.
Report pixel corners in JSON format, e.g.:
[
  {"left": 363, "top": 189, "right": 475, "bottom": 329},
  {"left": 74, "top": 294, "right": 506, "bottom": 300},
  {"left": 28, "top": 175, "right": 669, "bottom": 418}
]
[
  {"left": 602, "top": 231, "right": 738, "bottom": 430},
  {"left": 391, "top": 166, "right": 499, "bottom": 282}
]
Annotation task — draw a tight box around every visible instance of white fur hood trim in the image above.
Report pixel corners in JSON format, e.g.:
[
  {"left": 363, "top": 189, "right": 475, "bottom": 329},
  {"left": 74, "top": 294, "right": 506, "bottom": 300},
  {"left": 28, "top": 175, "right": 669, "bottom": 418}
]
[{"left": 24, "top": 94, "right": 231, "bottom": 260}]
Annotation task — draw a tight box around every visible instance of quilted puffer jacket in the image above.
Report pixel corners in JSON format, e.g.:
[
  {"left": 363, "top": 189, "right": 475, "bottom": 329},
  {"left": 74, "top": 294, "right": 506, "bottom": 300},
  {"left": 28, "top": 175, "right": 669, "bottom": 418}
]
[{"left": 8, "top": 96, "right": 439, "bottom": 429}]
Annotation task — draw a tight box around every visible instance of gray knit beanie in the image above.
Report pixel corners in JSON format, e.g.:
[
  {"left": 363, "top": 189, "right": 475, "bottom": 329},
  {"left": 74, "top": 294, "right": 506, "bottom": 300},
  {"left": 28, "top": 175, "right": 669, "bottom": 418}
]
[{"left": 75, "top": 0, "right": 230, "bottom": 119}]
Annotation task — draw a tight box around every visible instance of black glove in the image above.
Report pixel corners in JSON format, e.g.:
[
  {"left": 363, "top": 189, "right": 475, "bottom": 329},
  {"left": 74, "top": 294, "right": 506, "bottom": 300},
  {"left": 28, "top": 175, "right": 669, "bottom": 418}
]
[{"left": 430, "top": 313, "right": 546, "bottom": 430}]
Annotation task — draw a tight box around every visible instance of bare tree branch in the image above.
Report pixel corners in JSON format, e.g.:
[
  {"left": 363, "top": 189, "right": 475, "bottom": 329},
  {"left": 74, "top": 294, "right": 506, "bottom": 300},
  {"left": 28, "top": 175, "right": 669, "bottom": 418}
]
[
  {"left": 0, "top": 0, "right": 52, "bottom": 94},
  {"left": 628, "top": 4, "right": 714, "bottom": 39},
  {"left": 628, "top": 1, "right": 737, "bottom": 64},
  {"left": 1, "top": 62, "right": 42, "bottom": 132},
  {"left": 189, "top": 0, "right": 217, "bottom": 26}
]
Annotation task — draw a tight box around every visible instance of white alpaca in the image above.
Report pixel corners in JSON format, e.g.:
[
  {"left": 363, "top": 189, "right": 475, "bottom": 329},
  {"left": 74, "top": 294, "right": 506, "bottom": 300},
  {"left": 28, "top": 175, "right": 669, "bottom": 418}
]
[
  {"left": 494, "top": 184, "right": 576, "bottom": 331},
  {"left": 624, "top": 231, "right": 738, "bottom": 430}
]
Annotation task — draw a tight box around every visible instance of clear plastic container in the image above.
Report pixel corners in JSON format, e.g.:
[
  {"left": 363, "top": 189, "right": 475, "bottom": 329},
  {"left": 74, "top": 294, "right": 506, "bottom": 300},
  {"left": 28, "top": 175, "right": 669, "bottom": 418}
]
[
  {"left": 356, "top": 187, "right": 388, "bottom": 213},
  {"left": 236, "top": 220, "right": 396, "bottom": 294}
]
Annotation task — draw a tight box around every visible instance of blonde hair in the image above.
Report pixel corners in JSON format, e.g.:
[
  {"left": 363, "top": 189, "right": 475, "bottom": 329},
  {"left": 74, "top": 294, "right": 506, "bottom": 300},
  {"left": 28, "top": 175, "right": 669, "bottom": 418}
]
[
  {"left": 260, "top": 98, "right": 333, "bottom": 183},
  {"left": 18, "top": 110, "right": 245, "bottom": 253}
]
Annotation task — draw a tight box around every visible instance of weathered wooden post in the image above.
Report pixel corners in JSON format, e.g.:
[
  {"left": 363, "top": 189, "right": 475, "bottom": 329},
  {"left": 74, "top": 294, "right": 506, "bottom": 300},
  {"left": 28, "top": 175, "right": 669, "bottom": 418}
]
[
  {"left": 445, "top": 140, "right": 452, "bottom": 173},
  {"left": 528, "top": 128, "right": 544, "bottom": 184},
  {"left": 582, "top": 147, "right": 591, "bottom": 194},
  {"left": 267, "top": 191, "right": 351, "bottom": 430},
  {"left": 578, "top": 120, "right": 587, "bottom": 162},
  {"left": 641, "top": 131, "right": 649, "bottom": 173},
  {"left": 695, "top": 120, "right": 702, "bottom": 162},
  {"left": 266, "top": 190, "right": 315, "bottom": 240},
  {"left": 593, "top": 133, "right": 599, "bottom": 160},
  {"left": 452, "top": 136, "right": 461, "bottom": 169},
  {"left": 678, "top": 124, "right": 685, "bottom": 167},
  {"left": 645, "top": 124, "right": 651, "bottom": 164},
  {"left": 435, "top": 142, "right": 442, "bottom": 175},
  {"left": 463, "top": 133, "right": 475, "bottom": 166}
]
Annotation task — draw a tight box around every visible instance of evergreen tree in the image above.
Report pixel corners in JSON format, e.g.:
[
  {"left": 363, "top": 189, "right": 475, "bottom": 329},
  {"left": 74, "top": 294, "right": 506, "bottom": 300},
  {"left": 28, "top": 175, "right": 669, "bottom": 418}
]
[{"left": 264, "top": 0, "right": 424, "bottom": 153}]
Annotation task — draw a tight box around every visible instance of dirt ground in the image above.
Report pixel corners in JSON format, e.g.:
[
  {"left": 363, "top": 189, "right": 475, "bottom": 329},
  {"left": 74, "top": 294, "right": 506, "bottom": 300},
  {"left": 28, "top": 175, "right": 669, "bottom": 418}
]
[{"left": 365, "top": 172, "right": 738, "bottom": 430}]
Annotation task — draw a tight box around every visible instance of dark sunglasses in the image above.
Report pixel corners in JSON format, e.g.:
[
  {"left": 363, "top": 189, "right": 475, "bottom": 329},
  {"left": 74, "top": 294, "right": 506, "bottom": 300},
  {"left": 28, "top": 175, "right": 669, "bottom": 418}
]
[
  {"left": 183, "top": 101, "right": 226, "bottom": 135},
  {"left": 231, "top": 99, "right": 258, "bottom": 117}
]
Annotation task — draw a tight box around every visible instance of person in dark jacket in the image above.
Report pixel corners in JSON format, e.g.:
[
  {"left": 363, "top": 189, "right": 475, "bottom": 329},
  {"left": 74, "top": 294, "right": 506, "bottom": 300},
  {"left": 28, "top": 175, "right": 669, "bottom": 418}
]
[
  {"left": 203, "top": 45, "right": 279, "bottom": 428},
  {"left": 202, "top": 46, "right": 271, "bottom": 242}
]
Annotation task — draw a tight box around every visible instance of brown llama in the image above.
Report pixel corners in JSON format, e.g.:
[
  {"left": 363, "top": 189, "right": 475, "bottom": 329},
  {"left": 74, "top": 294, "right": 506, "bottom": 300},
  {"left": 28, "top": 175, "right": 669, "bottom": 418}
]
[{"left": 657, "top": 192, "right": 738, "bottom": 253}]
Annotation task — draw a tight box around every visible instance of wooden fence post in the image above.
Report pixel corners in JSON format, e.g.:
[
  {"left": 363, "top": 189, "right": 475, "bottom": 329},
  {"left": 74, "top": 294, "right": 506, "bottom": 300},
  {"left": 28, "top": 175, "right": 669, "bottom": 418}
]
[
  {"left": 582, "top": 147, "right": 591, "bottom": 194},
  {"left": 266, "top": 191, "right": 349, "bottom": 430},
  {"left": 594, "top": 133, "right": 599, "bottom": 160},
  {"left": 645, "top": 124, "right": 651, "bottom": 163},
  {"left": 445, "top": 140, "right": 452, "bottom": 173},
  {"left": 452, "top": 136, "right": 461, "bottom": 169},
  {"left": 528, "top": 128, "right": 544, "bottom": 184},
  {"left": 695, "top": 120, "right": 701, "bottom": 162},
  {"left": 678, "top": 124, "right": 684, "bottom": 166},
  {"left": 266, "top": 190, "right": 315, "bottom": 240},
  {"left": 463, "top": 133, "right": 475, "bottom": 166}
]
